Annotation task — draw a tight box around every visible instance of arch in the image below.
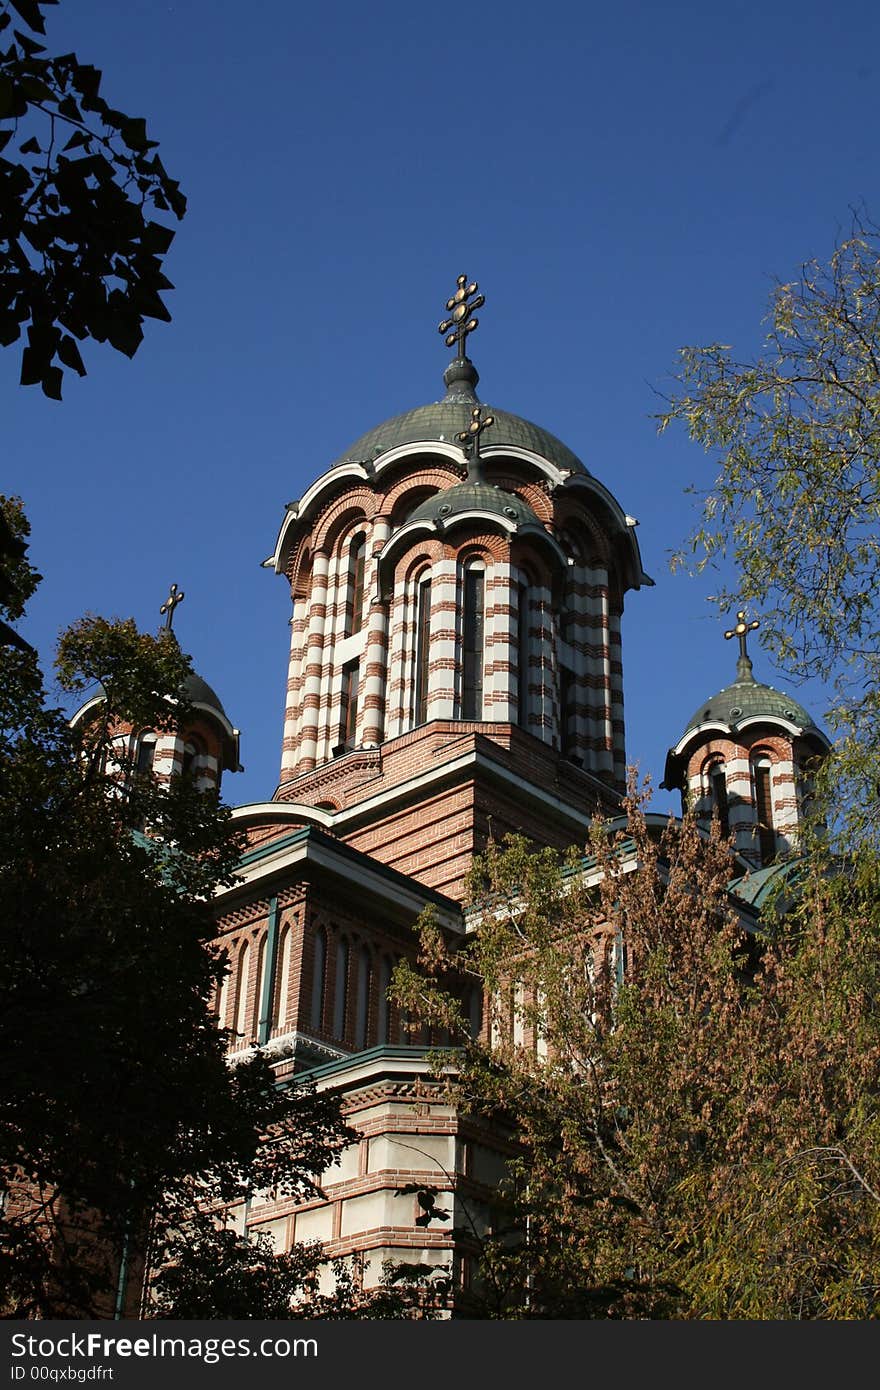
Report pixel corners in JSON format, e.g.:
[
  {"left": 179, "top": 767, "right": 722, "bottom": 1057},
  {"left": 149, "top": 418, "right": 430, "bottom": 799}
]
[
  {"left": 707, "top": 759, "right": 730, "bottom": 839},
  {"left": 310, "top": 926, "right": 327, "bottom": 1031},
  {"left": 334, "top": 936, "right": 350, "bottom": 1041},
  {"left": 233, "top": 940, "right": 251, "bottom": 1039},
  {"left": 311, "top": 489, "right": 375, "bottom": 555},
  {"left": 135, "top": 731, "right": 157, "bottom": 775},
  {"left": 215, "top": 951, "right": 230, "bottom": 1028},
  {"left": 345, "top": 531, "right": 367, "bottom": 637},
  {"left": 181, "top": 734, "right": 204, "bottom": 778}
]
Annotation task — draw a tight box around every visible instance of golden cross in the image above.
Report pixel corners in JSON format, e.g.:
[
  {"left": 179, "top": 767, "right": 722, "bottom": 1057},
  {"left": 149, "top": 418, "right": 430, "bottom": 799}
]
[
  {"left": 439, "top": 274, "right": 485, "bottom": 359},
  {"left": 724, "top": 610, "right": 759, "bottom": 661},
  {"left": 457, "top": 405, "right": 494, "bottom": 459},
  {"left": 160, "top": 582, "right": 185, "bottom": 631}
]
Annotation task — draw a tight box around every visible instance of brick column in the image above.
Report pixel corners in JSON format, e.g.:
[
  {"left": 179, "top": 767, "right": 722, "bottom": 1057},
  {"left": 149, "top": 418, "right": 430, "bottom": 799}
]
[{"left": 298, "top": 551, "right": 329, "bottom": 773}]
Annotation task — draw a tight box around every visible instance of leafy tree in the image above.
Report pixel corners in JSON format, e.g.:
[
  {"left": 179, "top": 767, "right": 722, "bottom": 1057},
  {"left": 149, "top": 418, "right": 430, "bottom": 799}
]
[
  {"left": 0, "top": 497, "right": 354, "bottom": 1317},
  {"left": 0, "top": 0, "right": 184, "bottom": 397},
  {"left": 658, "top": 217, "right": 880, "bottom": 846},
  {"left": 392, "top": 793, "right": 880, "bottom": 1318},
  {"left": 150, "top": 1214, "right": 450, "bottom": 1320}
]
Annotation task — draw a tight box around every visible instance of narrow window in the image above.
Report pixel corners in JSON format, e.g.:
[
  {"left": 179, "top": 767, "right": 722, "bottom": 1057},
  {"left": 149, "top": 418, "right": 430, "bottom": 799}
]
[
  {"left": 377, "top": 957, "right": 393, "bottom": 1044},
  {"left": 461, "top": 566, "right": 485, "bottom": 720},
  {"left": 347, "top": 534, "right": 366, "bottom": 636},
  {"left": 310, "top": 927, "right": 326, "bottom": 1031},
  {"left": 414, "top": 573, "right": 432, "bottom": 725},
  {"left": 710, "top": 763, "right": 730, "bottom": 838},
  {"left": 559, "top": 666, "right": 575, "bottom": 756},
  {"left": 135, "top": 732, "right": 157, "bottom": 775},
  {"left": 341, "top": 660, "right": 359, "bottom": 748},
  {"left": 182, "top": 737, "right": 202, "bottom": 778},
  {"left": 355, "top": 947, "right": 371, "bottom": 1048},
  {"left": 517, "top": 583, "right": 530, "bottom": 729},
  {"left": 754, "top": 758, "right": 775, "bottom": 865},
  {"left": 274, "top": 923, "right": 292, "bottom": 1031},
  {"left": 334, "top": 938, "right": 350, "bottom": 1040},
  {"left": 234, "top": 941, "right": 251, "bottom": 1039}
]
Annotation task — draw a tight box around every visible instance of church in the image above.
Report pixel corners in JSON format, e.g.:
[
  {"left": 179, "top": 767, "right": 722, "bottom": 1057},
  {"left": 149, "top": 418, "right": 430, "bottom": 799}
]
[{"left": 107, "top": 276, "right": 830, "bottom": 1295}]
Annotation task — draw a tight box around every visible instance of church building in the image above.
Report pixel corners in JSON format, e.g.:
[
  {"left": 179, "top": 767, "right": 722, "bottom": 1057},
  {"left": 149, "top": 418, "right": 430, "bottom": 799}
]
[{"left": 111, "top": 277, "right": 830, "bottom": 1295}]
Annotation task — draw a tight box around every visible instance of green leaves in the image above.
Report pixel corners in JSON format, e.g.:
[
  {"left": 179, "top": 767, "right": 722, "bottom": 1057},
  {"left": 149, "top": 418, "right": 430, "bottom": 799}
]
[{"left": 0, "top": 0, "right": 185, "bottom": 397}]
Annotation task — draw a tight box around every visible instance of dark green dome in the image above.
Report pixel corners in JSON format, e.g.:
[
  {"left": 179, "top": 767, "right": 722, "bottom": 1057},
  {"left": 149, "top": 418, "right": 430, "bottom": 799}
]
[
  {"left": 684, "top": 674, "right": 819, "bottom": 736},
  {"left": 182, "top": 671, "right": 229, "bottom": 722},
  {"left": 332, "top": 358, "right": 588, "bottom": 476},
  {"left": 407, "top": 480, "right": 540, "bottom": 528}
]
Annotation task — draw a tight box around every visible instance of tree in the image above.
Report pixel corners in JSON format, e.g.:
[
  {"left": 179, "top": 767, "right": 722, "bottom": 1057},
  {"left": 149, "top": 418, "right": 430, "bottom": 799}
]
[
  {"left": 0, "top": 497, "right": 355, "bottom": 1317},
  {"left": 392, "top": 793, "right": 880, "bottom": 1318},
  {"left": 0, "top": 0, "right": 184, "bottom": 397},
  {"left": 658, "top": 217, "right": 880, "bottom": 846}
]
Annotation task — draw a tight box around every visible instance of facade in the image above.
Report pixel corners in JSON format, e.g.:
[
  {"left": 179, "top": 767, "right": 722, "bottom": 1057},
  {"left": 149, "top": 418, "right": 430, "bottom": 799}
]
[{"left": 94, "top": 279, "right": 829, "bottom": 1299}]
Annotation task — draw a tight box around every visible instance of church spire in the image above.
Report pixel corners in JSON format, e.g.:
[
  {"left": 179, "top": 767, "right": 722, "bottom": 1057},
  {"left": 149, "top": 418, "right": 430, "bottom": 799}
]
[{"left": 439, "top": 273, "right": 483, "bottom": 401}]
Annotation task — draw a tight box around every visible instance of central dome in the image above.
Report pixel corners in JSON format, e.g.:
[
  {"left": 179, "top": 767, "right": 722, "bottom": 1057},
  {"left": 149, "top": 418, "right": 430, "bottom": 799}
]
[{"left": 331, "top": 358, "right": 588, "bottom": 476}]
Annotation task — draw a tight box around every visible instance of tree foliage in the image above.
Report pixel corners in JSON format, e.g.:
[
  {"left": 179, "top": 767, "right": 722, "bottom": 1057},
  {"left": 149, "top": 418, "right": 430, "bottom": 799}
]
[
  {"left": 0, "top": 0, "right": 184, "bottom": 397},
  {"left": 659, "top": 217, "right": 880, "bottom": 845},
  {"left": 0, "top": 497, "right": 355, "bottom": 1317},
  {"left": 392, "top": 795, "right": 880, "bottom": 1318}
]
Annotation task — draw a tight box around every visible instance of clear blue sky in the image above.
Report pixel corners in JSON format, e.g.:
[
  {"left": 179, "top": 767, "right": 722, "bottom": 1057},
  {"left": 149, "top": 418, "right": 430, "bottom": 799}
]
[{"left": 5, "top": 0, "right": 878, "bottom": 814}]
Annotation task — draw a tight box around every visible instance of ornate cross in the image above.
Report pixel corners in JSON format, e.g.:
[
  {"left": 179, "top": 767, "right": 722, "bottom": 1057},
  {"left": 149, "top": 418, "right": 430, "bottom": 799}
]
[
  {"left": 439, "top": 274, "right": 485, "bottom": 359},
  {"left": 457, "top": 405, "right": 494, "bottom": 460},
  {"left": 160, "top": 582, "right": 185, "bottom": 631},
  {"left": 724, "top": 610, "right": 759, "bottom": 661}
]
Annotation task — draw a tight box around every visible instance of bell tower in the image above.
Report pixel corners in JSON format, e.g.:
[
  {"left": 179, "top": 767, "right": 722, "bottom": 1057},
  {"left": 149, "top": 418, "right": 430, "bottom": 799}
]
[{"left": 260, "top": 276, "right": 652, "bottom": 898}]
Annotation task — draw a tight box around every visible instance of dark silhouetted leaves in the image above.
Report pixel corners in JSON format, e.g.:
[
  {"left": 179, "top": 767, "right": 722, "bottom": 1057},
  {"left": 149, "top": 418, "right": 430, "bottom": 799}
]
[{"left": 0, "top": 0, "right": 185, "bottom": 397}]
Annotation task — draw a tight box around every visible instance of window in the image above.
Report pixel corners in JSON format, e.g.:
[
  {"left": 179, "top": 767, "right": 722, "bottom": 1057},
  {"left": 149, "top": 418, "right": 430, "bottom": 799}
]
[
  {"left": 182, "top": 736, "right": 203, "bottom": 778},
  {"left": 274, "top": 923, "right": 292, "bottom": 1031},
  {"left": 377, "top": 957, "right": 393, "bottom": 1044},
  {"left": 334, "top": 938, "right": 350, "bottom": 1040},
  {"left": 135, "top": 732, "right": 157, "bottom": 775},
  {"left": 414, "top": 572, "right": 431, "bottom": 725},
  {"left": 355, "top": 948, "right": 371, "bottom": 1049},
  {"left": 310, "top": 927, "right": 326, "bottom": 1031},
  {"left": 461, "top": 565, "right": 485, "bottom": 720},
  {"left": 559, "top": 665, "right": 575, "bottom": 756},
  {"left": 347, "top": 533, "right": 366, "bottom": 636},
  {"left": 341, "top": 660, "right": 359, "bottom": 748},
  {"left": 753, "top": 757, "right": 775, "bottom": 865},
  {"left": 517, "top": 583, "right": 530, "bottom": 728},
  {"left": 234, "top": 941, "right": 251, "bottom": 1039},
  {"left": 709, "top": 763, "right": 730, "bottom": 838}
]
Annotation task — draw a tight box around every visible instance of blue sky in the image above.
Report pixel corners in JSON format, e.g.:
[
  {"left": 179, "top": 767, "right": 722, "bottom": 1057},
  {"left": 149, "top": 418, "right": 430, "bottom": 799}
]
[{"left": 5, "top": 0, "right": 878, "bottom": 814}]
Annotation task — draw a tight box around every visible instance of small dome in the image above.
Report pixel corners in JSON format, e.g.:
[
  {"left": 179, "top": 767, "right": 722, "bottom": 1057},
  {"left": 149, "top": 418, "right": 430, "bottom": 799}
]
[
  {"left": 182, "top": 671, "right": 229, "bottom": 721},
  {"left": 407, "top": 480, "right": 540, "bottom": 528},
  {"left": 682, "top": 676, "right": 820, "bottom": 738}
]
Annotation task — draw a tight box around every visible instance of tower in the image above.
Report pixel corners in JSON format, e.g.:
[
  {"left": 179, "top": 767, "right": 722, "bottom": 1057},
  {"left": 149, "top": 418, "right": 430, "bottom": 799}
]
[{"left": 662, "top": 612, "right": 830, "bottom": 866}]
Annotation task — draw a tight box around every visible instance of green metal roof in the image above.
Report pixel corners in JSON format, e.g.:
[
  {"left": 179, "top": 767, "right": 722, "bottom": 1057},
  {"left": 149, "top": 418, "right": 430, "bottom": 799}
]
[
  {"left": 407, "top": 479, "right": 540, "bottom": 527},
  {"left": 683, "top": 675, "right": 819, "bottom": 737}
]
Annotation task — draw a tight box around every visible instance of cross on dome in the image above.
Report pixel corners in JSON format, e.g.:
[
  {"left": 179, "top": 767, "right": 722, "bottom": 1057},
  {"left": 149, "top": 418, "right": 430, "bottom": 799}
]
[
  {"left": 439, "top": 274, "right": 485, "bottom": 360},
  {"left": 160, "top": 582, "right": 185, "bottom": 631},
  {"left": 724, "top": 610, "right": 759, "bottom": 680}
]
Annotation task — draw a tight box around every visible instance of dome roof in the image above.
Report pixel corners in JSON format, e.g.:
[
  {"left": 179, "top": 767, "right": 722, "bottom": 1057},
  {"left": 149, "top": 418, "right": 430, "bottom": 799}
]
[
  {"left": 407, "top": 480, "right": 540, "bottom": 528},
  {"left": 182, "top": 671, "right": 230, "bottom": 722},
  {"left": 331, "top": 358, "right": 588, "bottom": 476},
  {"left": 683, "top": 675, "right": 819, "bottom": 737}
]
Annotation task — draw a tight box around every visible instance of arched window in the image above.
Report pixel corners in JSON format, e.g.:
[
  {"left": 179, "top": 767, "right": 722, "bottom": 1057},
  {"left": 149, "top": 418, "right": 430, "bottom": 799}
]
[
  {"left": 461, "top": 561, "right": 485, "bottom": 720},
  {"left": 355, "top": 947, "right": 371, "bottom": 1049},
  {"left": 334, "top": 938, "right": 350, "bottom": 1041},
  {"left": 182, "top": 736, "right": 203, "bottom": 778},
  {"left": 234, "top": 941, "right": 251, "bottom": 1039},
  {"left": 341, "top": 660, "right": 359, "bottom": 749},
  {"left": 346, "top": 533, "right": 366, "bottom": 636},
  {"left": 310, "top": 927, "right": 326, "bottom": 1031},
  {"left": 215, "top": 954, "right": 230, "bottom": 1028},
  {"left": 709, "top": 762, "right": 730, "bottom": 838},
  {"left": 255, "top": 935, "right": 269, "bottom": 1037},
  {"left": 274, "top": 923, "right": 292, "bottom": 1031},
  {"left": 135, "top": 731, "right": 157, "bottom": 775},
  {"left": 517, "top": 583, "right": 530, "bottom": 729},
  {"left": 377, "top": 957, "right": 393, "bottom": 1044},
  {"left": 413, "top": 571, "right": 432, "bottom": 726},
  {"left": 752, "top": 756, "right": 775, "bottom": 865}
]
